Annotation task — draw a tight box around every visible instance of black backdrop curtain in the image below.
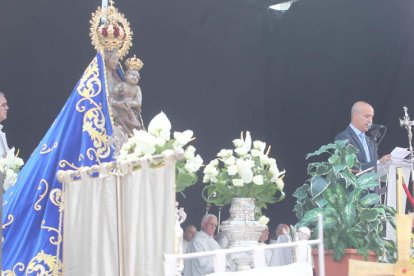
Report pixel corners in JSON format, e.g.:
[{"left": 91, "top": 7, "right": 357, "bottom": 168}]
[{"left": 1, "top": 0, "right": 414, "bottom": 231}]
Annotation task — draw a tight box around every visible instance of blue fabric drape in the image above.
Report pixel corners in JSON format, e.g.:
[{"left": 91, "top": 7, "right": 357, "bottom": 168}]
[{"left": 2, "top": 53, "right": 115, "bottom": 275}]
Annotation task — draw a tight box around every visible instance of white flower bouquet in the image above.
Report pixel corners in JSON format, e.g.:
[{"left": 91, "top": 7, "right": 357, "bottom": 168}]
[
  {"left": 117, "top": 112, "right": 203, "bottom": 193},
  {"left": 0, "top": 148, "right": 24, "bottom": 191},
  {"left": 202, "top": 131, "right": 285, "bottom": 213}
]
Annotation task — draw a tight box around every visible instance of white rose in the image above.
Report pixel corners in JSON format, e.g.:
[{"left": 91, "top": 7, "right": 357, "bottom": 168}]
[
  {"left": 185, "top": 155, "right": 203, "bottom": 173},
  {"left": 253, "top": 140, "right": 266, "bottom": 152},
  {"left": 210, "top": 159, "right": 219, "bottom": 166},
  {"left": 251, "top": 149, "right": 261, "bottom": 157},
  {"left": 224, "top": 156, "right": 236, "bottom": 166},
  {"left": 260, "top": 154, "right": 270, "bottom": 165},
  {"left": 234, "top": 147, "right": 248, "bottom": 156},
  {"left": 253, "top": 175, "right": 264, "bottom": 185},
  {"left": 232, "top": 139, "right": 244, "bottom": 148},
  {"left": 227, "top": 165, "right": 238, "bottom": 176},
  {"left": 203, "top": 164, "right": 219, "bottom": 177},
  {"left": 245, "top": 159, "right": 255, "bottom": 168},
  {"left": 232, "top": 179, "right": 244, "bottom": 187},
  {"left": 217, "top": 149, "right": 233, "bottom": 158},
  {"left": 184, "top": 145, "right": 196, "bottom": 160}
]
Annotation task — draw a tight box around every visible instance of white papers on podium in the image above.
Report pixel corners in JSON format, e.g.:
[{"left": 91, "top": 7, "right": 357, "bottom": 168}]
[
  {"left": 356, "top": 147, "right": 412, "bottom": 177},
  {"left": 390, "top": 147, "right": 411, "bottom": 160}
]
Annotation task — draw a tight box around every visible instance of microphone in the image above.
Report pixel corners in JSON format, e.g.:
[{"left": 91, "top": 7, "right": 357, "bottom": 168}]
[{"left": 369, "top": 123, "right": 386, "bottom": 130}]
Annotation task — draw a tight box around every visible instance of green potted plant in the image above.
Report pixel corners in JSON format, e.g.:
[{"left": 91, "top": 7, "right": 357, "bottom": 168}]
[{"left": 293, "top": 140, "right": 396, "bottom": 273}]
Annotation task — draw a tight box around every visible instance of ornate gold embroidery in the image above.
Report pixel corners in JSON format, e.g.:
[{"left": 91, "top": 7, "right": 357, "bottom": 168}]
[
  {"left": 76, "top": 58, "right": 101, "bottom": 100},
  {"left": 49, "top": 188, "right": 63, "bottom": 211},
  {"left": 59, "top": 160, "right": 81, "bottom": 171},
  {"left": 2, "top": 214, "right": 14, "bottom": 230},
  {"left": 3, "top": 262, "right": 25, "bottom": 276},
  {"left": 74, "top": 57, "right": 112, "bottom": 164},
  {"left": 34, "top": 179, "right": 49, "bottom": 211},
  {"left": 41, "top": 220, "right": 62, "bottom": 246},
  {"left": 39, "top": 142, "right": 59, "bottom": 155},
  {"left": 26, "top": 251, "right": 62, "bottom": 276}
]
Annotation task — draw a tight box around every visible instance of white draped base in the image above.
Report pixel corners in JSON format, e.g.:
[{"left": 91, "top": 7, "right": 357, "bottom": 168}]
[{"left": 60, "top": 157, "right": 176, "bottom": 276}]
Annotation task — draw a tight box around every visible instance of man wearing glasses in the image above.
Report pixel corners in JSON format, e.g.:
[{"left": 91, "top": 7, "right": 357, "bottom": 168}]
[{"left": 183, "top": 214, "right": 221, "bottom": 276}]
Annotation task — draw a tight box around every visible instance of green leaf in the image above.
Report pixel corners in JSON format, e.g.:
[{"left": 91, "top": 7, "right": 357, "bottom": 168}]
[
  {"left": 292, "top": 184, "right": 310, "bottom": 199},
  {"left": 311, "top": 176, "right": 329, "bottom": 199},
  {"left": 359, "top": 208, "right": 380, "bottom": 222},
  {"left": 357, "top": 172, "right": 379, "bottom": 190},
  {"left": 306, "top": 143, "right": 338, "bottom": 159},
  {"left": 328, "top": 155, "right": 339, "bottom": 164},
  {"left": 301, "top": 208, "right": 325, "bottom": 224},
  {"left": 360, "top": 193, "right": 380, "bottom": 207},
  {"left": 323, "top": 216, "right": 338, "bottom": 229},
  {"left": 343, "top": 203, "right": 356, "bottom": 228},
  {"left": 345, "top": 153, "right": 356, "bottom": 168}
]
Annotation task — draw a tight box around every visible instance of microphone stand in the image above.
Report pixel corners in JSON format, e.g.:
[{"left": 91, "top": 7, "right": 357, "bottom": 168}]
[{"left": 368, "top": 127, "right": 385, "bottom": 195}]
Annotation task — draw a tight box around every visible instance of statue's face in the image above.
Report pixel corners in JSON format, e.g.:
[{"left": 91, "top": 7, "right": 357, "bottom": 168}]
[
  {"left": 125, "top": 70, "right": 140, "bottom": 85},
  {"left": 0, "top": 95, "right": 8, "bottom": 123},
  {"left": 105, "top": 51, "right": 120, "bottom": 70}
]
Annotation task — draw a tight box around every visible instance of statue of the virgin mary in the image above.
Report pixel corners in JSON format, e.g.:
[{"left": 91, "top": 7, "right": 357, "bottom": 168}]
[{"left": 2, "top": 3, "right": 133, "bottom": 274}]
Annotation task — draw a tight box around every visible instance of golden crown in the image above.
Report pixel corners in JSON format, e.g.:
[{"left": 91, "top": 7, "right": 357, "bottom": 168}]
[
  {"left": 90, "top": 2, "right": 133, "bottom": 58},
  {"left": 125, "top": 55, "right": 144, "bottom": 71}
]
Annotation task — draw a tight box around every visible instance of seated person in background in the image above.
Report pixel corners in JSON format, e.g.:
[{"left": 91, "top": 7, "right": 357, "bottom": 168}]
[
  {"left": 268, "top": 224, "right": 294, "bottom": 266},
  {"left": 183, "top": 224, "right": 197, "bottom": 253},
  {"left": 183, "top": 214, "right": 221, "bottom": 276},
  {"left": 335, "top": 101, "right": 391, "bottom": 171},
  {"left": 258, "top": 226, "right": 272, "bottom": 266},
  {"left": 295, "top": 227, "right": 312, "bottom": 265}
]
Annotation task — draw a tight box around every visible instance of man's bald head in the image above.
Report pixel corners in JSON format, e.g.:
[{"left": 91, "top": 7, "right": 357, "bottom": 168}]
[{"left": 351, "top": 101, "right": 374, "bottom": 133}]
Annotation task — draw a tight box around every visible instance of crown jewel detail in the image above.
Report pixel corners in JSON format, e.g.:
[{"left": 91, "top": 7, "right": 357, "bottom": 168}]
[
  {"left": 125, "top": 55, "right": 144, "bottom": 71},
  {"left": 90, "top": 3, "right": 133, "bottom": 58}
]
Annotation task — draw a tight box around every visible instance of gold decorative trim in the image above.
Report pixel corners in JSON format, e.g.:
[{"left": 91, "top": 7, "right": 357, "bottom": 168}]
[
  {"left": 39, "top": 142, "right": 59, "bottom": 155},
  {"left": 3, "top": 262, "right": 25, "bottom": 276},
  {"left": 2, "top": 214, "right": 14, "bottom": 230},
  {"left": 26, "top": 251, "right": 62, "bottom": 276},
  {"left": 41, "top": 220, "right": 62, "bottom": 246},
  {"left": 90, "top": 4, "right": 133, "bottom": 59},
  {"left": 59, "top": 160, "right": 81, "bottom": 171},
  {"left": 34, "top": 179, "right": 49, "bottom": 211},
  {"left": 49, "top": 188, "right": 63, "bottom": 211}
]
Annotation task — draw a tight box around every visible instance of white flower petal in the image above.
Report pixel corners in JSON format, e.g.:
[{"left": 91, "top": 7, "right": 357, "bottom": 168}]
[{"left": 147, "top": 112, "right": 171, "bottom": 139}]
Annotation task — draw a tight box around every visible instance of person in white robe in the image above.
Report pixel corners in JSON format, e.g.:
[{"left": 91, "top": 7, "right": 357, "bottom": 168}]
[
  {"left": 183, "top": 224, "right": 197, "bottom": 253},
  {"left": 183, "top": 214, "right": 221, "bottom": 276},
  {"left": 268, "top": 224, "right": 294, "bottom": 266}
]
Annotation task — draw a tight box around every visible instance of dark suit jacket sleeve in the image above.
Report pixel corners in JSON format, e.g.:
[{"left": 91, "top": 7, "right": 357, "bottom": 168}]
[{"left": 334, "top": 128, "right": 376, "bottom": 170}]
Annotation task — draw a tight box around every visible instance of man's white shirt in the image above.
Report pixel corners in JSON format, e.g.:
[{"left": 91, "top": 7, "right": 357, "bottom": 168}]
[{"left": 0, "top": 124, "right": 9, "bottom": 157}]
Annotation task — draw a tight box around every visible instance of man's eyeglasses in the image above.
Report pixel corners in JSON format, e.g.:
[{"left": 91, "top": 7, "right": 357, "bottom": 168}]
[{"left": 206, "top": 222, "right": 217, "bottom": 227}]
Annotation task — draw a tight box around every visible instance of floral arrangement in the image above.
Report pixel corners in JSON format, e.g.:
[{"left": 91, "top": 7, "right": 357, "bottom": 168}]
[
  {"left": 117, "top": 112, "right": 203, "bottom": 193},
  {"left": 0, "top": 148, "right": 24, "bottom": 191},
  {"left": 202, "top": 131, "right": 285, "bottom": 213}
]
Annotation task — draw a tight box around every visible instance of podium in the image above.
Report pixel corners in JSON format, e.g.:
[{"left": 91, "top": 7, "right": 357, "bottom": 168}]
[{"left": 375, "top": 158, "right": 414, "bottom": 241}]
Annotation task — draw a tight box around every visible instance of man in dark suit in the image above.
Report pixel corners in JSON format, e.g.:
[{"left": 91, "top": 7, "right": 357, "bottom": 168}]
[
  {"left": 335, "top": 101, "right": 391, "bottom": 171},
  {"left": 0, "top": 91, "right": 9, "bottom": 272}
]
